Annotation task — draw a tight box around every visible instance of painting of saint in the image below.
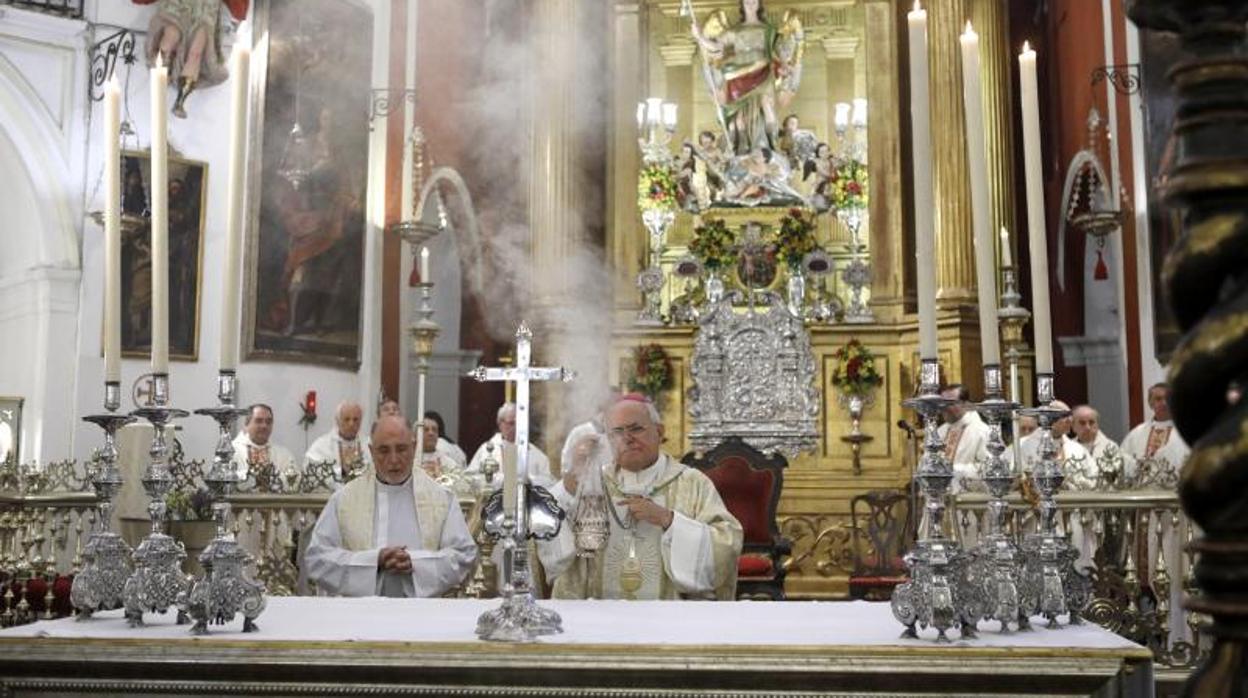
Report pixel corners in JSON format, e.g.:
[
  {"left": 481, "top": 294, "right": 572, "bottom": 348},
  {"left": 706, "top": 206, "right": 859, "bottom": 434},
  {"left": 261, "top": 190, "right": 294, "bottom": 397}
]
[
  {"left": 118, "top": 150, "right": 206, "bottom": 361},
  {"left": 244, "top": 0, "right": 372, "bottom": 368}
]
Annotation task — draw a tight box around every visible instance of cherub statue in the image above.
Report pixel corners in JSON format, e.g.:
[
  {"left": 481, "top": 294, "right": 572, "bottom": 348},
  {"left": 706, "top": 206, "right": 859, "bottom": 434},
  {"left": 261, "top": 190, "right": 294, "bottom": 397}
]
[
  {"left": 133, "top": 0, "right": 250, "bottom": 118},
  {"left": 688, "top": 0, "right": 804, "bottom": 157}
]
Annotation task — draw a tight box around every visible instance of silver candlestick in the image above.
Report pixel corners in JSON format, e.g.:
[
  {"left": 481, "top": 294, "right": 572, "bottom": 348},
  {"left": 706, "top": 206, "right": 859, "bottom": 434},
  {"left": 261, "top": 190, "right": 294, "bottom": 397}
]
[
  {"left": 184, "top": 370, "right": 266, "bottom": 634},
  {"left": 123, "top": 373, "right": 191, "bottom": 626},
  {"left": 1018, "top": 373, "right": 1090, "bottom": 628},
  {"left": 892, "top": 358, "right": 977, "bottom": 641},
  {"left": 972, "top": 364, "right": 1028, "bottom": 632},
  {"left": 71, "top": 381, "right": 136, "bottom": 618}
]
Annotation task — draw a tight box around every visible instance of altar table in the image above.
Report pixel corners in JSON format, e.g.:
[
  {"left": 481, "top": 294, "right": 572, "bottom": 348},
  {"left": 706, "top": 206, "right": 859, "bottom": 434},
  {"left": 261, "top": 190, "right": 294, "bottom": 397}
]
[{"left": 0, "top": 597, "right": 1153, "bottom": 697}]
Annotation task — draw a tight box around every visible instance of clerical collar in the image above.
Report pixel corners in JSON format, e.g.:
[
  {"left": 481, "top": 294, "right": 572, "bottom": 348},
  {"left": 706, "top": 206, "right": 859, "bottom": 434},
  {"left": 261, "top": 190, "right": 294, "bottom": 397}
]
[
  {"left": 376, "top": 473, "right": 412, "bottom": 488},
  {"left": 336, "top": 432, "right": 358, "bottom": 444},
  {"left": 1151, "top": 419, "right": 1174, "bottom": 427}
]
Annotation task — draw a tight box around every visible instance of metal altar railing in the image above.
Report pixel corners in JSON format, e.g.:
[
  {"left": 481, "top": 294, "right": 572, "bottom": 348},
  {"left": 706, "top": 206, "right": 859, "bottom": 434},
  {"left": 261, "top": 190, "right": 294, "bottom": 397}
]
[{"left": 952, "top": 489, "right": 1207, "bottom": 670}]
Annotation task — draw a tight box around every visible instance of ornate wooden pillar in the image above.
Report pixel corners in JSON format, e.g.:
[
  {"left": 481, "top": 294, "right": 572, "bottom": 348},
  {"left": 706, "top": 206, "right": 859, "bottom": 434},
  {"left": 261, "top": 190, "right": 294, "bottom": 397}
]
[{"left": 1127, "top": 2, "right": 1248, "bottom": 692}]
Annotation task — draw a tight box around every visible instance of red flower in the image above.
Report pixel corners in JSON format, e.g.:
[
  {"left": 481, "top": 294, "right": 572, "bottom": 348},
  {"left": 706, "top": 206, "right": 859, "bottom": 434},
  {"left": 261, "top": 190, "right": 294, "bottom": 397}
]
[{"left": 847, "top": 181, "right": 862, "bottom": 196}]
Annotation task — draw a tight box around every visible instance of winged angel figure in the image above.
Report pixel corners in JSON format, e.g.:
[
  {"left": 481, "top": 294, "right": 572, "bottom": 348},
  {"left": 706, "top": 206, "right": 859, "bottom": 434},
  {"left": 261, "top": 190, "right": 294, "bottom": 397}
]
[{"left": 688, "top": 0, "right": 804, "bottom": 157}]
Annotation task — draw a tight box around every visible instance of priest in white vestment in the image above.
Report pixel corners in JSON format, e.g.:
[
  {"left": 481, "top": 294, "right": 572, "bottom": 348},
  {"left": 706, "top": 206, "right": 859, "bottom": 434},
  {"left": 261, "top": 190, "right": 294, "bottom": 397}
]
[
  {"left": 304, "top": 401, "right": 371, "bottom": 483},
  {"left": 230, "top": 404, "right": 298, "bottom": 485},
  {"left": 539, "top": 396, "right": 742, "bottom": 600},
  {"left": 1071, "top": 405, "right": 1120, "bottom": 465},
  {"left": 467, "top": 403, "right": 554, "bottom": 488},
  {"left": 422, "top": 411, "right": 468, "bottom": 469},
  {"left": 304, "top": 415, "right": 476, "bottom": 597},
  {"left": 1120, "top": 382, "right": 1191, "bottom": 645},
  {"left": 937, "top": 385, "right": 992, "bottom": 495}
]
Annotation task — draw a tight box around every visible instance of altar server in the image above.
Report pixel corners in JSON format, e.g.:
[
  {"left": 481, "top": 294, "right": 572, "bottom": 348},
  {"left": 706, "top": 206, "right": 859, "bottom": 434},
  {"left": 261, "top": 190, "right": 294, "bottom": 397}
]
[
  {"left": 304, "top": 400, "right": 371, "bottom": 482},
  {"left": 305, "top": 415, "right": 476, "bottom": 597},
  {"left": 539, "top": 395, "right": 742, "bottom": 600}
]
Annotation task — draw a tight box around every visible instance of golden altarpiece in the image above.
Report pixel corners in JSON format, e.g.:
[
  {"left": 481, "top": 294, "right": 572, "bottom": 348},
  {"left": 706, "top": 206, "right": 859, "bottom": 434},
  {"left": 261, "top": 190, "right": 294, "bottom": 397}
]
[{"left": 603, "top": 0, "right": 1030, "bottom": 598}]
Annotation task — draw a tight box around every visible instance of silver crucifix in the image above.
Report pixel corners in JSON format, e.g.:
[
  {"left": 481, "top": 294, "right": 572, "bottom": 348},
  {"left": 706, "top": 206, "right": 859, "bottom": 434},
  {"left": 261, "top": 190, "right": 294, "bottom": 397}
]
[{"left": 469, "top": 322, "right": 574, "bottom": 641}]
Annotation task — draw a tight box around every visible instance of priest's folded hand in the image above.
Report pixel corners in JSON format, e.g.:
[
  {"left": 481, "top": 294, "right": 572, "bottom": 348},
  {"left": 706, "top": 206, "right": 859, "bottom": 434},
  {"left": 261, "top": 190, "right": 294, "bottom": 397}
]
[
  {"left": 378, "top": 545, "right": 412, "bottom": 573},
  {"left": 619, "top": 496, "right": 675, "bottom": 530}
]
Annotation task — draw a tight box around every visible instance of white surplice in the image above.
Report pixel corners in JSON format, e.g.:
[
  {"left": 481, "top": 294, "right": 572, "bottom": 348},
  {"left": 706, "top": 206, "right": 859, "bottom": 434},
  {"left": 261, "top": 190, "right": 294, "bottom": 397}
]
[
  {"left": 304, "top": 472, "right": 476, "bottom": 598},
  {"left": 938, "top": 411, "right": 992, "bottom": 494},
  {"left": 230, "top": 432, "right": 298, "bottom": 483}
]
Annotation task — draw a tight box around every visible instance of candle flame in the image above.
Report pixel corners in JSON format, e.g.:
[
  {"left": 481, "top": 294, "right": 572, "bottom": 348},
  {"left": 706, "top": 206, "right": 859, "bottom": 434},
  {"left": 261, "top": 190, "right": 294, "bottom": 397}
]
[
  {"left": 964, "top": 20, "right": 974, "bottom": 34},
  {"left": 1023, "top": 40, "right": 1032, "bottom": 54},
  {"left": 913, "top": 0, "right": 921, "bottom": 11},
  {"left": 155, "top": 52, "right": 163, "bottom": 70}
]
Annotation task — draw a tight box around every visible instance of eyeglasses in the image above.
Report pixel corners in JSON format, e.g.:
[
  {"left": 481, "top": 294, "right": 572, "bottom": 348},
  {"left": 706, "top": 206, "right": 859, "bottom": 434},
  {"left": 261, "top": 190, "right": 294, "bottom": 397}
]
[{"left": 609, "top": 424, "right": 649, "bottom": 440}]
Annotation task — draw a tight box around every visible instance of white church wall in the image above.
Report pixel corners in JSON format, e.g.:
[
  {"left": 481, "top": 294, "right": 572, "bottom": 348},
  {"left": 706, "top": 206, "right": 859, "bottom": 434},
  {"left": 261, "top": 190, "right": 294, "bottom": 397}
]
[
  {"left": 0, "top": 7, "right": 88, "bottom": 464},
  {"left": 0, "top": 1, "right": 395, "bottom": 466}
]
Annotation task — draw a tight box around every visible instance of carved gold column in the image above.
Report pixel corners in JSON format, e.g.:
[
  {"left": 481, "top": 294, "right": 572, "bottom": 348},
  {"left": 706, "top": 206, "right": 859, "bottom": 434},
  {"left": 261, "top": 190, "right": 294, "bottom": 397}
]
[
  {"left": 863, "top": 0, "right": 905, "bottom": 315},
  {"left": 823, "top": 33, "right": 858, "bottom": 250},
  {"left": 660, "top": 40, "right": 695, "bottom": 147},
  {"left": 609, "top": 1, "right": 645, "bottom": 307},
  {"left": 972, "top": 0, "right": 1018, "bottom": 267},
  {"left": 927, "top": 0, "right": 976, "bottom": 304}
]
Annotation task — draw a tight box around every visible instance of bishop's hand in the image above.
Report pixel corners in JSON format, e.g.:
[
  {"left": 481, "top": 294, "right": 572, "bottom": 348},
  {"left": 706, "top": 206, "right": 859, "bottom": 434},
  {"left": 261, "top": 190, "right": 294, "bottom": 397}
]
[
  {"left": 619, "top": 496, "right": 675, "bottom": 530},
  {"left": 562, "top": 435, "right": 598, "bottom": 495},
  {"left": 378, "top": 545, "right": 412, "bottom": 574}
]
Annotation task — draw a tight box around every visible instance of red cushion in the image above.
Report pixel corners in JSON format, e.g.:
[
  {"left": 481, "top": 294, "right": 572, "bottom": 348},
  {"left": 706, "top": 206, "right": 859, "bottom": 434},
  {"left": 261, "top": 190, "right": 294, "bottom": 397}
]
[
  {"left": 703, "top": 456, "right": 775, "bottom": 545},
  {"left": 737, "top": 555, "right": 773, "bottom": 578}
]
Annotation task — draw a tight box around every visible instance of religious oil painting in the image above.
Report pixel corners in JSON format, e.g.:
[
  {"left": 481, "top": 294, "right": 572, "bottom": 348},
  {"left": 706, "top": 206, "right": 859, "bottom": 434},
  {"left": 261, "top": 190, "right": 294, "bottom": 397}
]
[
  {"left": 119, "top": 150, "right": 206, "bottom": 361},
  {"left": 0, "top": 396, "right": 22, "bottom": 466},
  {"left": 243, "top": 0, "right": 373, "bottom": 368}
]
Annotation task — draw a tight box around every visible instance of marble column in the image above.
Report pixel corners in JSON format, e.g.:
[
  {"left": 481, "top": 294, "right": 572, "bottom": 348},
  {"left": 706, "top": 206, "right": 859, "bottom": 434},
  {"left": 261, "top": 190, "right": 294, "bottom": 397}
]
[
  {"left": 927, "top": 0, "right": 976, "bottom": 304},
  {"left": 973, "top": 0, "right": 1018, "bottom": 273}
]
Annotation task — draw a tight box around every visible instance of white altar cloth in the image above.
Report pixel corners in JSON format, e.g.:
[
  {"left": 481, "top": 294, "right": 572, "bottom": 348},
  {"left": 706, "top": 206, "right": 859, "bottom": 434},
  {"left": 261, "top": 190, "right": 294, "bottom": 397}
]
[{"left": 0, "top": 596, "right": 1143, "bottom": 650}]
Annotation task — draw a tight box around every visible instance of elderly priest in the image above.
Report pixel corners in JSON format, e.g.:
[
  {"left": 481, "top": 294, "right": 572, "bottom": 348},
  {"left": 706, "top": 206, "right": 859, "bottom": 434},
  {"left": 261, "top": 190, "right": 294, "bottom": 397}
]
[
  {"left": 305, "top": 415, "right": 476, "bottom": 597},
  {"left": 539, "top": 395, "right": 742, "bottom": 600}
]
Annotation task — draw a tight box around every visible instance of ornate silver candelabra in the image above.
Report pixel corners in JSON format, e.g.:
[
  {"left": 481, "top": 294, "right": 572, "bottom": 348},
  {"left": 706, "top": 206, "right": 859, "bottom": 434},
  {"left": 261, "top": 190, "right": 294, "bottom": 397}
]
[
  {"left": 971, "top": 364, "right": 1028, "bottom": 632},
  {"left": 892, "top": 359, "right": 978, "bottom": 641},
  {"left": 71, "top": 382, "right": 136, "bottom": 618},
  {"left": 123, "top": 373, "right": 190, "bottom": 626},
  {"left": 838, "top": 208, "right": 874, "bottom": 323},
  {"left": 635, "top": 98, "right": 677, "bottom": 324},
  {"left": 183, "top": 371, "right": 266, "bottom": 634},
  {"left": 1018, "top": 373, "right": 1090, "bottom": 627}
]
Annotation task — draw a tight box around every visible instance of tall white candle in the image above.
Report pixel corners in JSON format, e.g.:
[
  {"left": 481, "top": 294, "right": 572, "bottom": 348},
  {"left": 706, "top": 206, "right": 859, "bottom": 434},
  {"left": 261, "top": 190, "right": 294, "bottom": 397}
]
[
  {"left": 420, "top": 246, "right": 430, "bottom": 283},
  {"left": 220, "top": 40, "right": 250, "bottom": 372},
  {"left": 1019, "top": 42, "right": 1053, "bottom": 375},
  {"left": 959, "top": 21, "right": 1001, "bottom": 367},
  {"left": 908, "top": 2, "right": 937, "bottom": 360},
  {"left": 1000, "top": 227, "right": 1013, "bottom": 268},
  {"left": 104, "top": 76, "right": 122, "bottom": 384},
  {"left": 150, "top": 54, "right": 170, "bottom": 375}
]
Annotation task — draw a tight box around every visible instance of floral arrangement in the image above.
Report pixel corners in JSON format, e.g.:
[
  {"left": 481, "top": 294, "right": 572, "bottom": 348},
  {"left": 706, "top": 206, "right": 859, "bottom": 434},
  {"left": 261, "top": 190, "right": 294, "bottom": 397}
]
[
  {"left": 688, "top": 217, "right": 737, "bottom": 270},
  {"left": 774, "top": 208, "right": 820, "bottom": 269},
  {"left": 829, "top": 158, "right": 869, "bottom": 211},
  {"left": 830, "top": 338, "right": 883, "bottom": 398},
  {"left": 637, "top": 163, "right": 679, "bottom": 213},
  {"left": 626, "top": 344, "right": 674, "bottom": 400},
  {"left": 165, "top": 488, "right": 214, "bottom": 521}
]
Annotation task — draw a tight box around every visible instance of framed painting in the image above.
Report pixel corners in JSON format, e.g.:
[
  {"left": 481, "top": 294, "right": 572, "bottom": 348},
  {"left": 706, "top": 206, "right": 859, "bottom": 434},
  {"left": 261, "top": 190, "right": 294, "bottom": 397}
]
[
  {"left": 0, "top": 396, "right": 22, "bottom": 466},
  {"left": 119, "top": 149, "right": 206, "bottom": 361},
  {"left": 242, "top": 0, "right": 373, "bottom": 368}
]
